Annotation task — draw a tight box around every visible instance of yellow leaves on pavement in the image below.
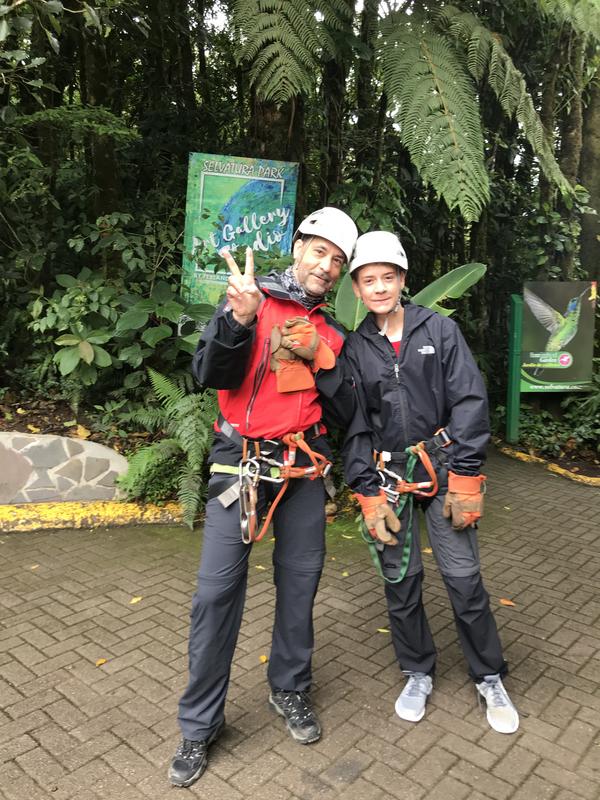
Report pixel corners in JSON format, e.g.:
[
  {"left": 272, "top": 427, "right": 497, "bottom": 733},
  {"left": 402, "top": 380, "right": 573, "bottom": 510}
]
[
  {"left": 259, "top": 654, "right": 268, "bottom": 664},
  {"left": 341, "top": 570, "right": 349, "bottom": 577},
  {"left": 129, "top": 596, "right": 143, "bottom": 605},
  {"left": 255, "top": 565, "right": 266, "bottom": 571},
  {"left": 422, "top": 547, "right": 433, "bottom": 554},
  {"left": 499, "top": 598, "right": 516, "bottom": 607},
  {"left": 377, "top": 628, "right": 390, "bottom": 634},
  {"left": 30, "top": 564, "right": 39, "bottom": 570},
  {"left": 75, "top": 424, "right": 91, "bottom": 439},
  {"left": 95, "top": 658, "right": 108, "bottom": 667}
]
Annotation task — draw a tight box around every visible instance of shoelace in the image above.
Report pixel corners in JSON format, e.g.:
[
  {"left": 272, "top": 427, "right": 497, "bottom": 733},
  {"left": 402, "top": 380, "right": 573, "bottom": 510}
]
[
  {"left": 406, "top": 674, "right": 429, "bottom": 697},
  {"left": 278, "top": 691, "right": 313, "bottom": 723},
  {"left": 483, "top": 678, "right": 509, "bottom": 708},
  {"left": 177, "top": 739, "right": 206, "bottom": 759}
]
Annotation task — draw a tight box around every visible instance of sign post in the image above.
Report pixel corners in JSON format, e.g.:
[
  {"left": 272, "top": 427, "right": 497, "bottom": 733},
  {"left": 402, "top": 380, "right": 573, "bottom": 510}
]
[{"left": 506, "top": 294, "right": 523, "bottom": 444}]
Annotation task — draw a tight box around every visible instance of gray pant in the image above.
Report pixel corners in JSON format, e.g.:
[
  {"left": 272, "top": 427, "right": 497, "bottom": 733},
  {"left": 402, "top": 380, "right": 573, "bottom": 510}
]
[
  {"left": 380, "top": 493, "right": 507, "bottom": 681},
  {"left": 177, "top": 474, "right": 327, "bottom": 740}
]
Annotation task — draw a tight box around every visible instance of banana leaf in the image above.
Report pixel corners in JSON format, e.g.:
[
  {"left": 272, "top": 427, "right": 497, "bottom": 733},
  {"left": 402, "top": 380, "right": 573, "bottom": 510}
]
[
  {"left": 334, "top": 262, "right": 486, "bottom": 331},
  {"left": 334, "top": 271, "right": 368, "bottom": 332},
  {"left": 411, "top": 262, "right": 486, "bottom": 312}
]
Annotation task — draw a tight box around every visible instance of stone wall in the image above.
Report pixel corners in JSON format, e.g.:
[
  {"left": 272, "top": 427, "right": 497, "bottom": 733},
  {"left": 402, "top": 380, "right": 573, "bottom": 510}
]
[{"left": 0, "top": 433, "right": 128, "bottom": 504}]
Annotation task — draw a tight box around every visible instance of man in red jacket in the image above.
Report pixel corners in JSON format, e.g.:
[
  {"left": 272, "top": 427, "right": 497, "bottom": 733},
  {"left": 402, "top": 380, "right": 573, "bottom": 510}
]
[{"left": 169, "top": 207, "right": 358, "bottom": 788}]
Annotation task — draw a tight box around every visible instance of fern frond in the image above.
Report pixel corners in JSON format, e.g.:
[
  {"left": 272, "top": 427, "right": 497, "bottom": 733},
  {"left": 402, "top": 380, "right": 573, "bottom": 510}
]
[
  {"left": 118, "top": 438, "right": 181, "bottom": 498},
  {"left": 172, "top": 390, "right": 218, "bottom": 471},
  {"left": 233, "top": 0, "right": 349, "bottom": 103},
  {"left": 177, "top": 463, "right": 204, "bottom": 530},
  {"left": 128, "top": 407, "right": 168, "bottom": 433},
  {"left": 380, "top": 17, "right": 489, "bottom": 222},
  {"left": 147, "top": 368, "right": 186, "bottom": 416},
  {"left": 539, "top": 0, "right": 600, "bottom": 41},
  {"left": 436, "top": 5, "right": 572, "bottom": 195}
]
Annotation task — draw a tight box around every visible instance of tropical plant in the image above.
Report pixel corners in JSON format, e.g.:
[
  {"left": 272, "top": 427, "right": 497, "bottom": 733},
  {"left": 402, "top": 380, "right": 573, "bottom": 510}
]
[{"left": 118, "top": 369, "right": 218, "bottom": 528}]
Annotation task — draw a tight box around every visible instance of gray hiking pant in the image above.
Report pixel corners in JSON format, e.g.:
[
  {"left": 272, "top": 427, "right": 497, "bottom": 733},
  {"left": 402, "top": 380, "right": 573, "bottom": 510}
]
[
  {"left": 379, "top": 492, "right": 507, "bottom": 681},
  {"left": 177, "top": 474, "right": 327, "bottom": 741}
]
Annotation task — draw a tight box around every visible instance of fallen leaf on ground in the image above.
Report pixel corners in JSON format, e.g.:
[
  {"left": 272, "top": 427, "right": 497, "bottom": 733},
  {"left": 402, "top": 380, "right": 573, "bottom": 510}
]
[
  {"left": 259, "top": 654, "right": 268, "bottom": 664},
  {"left": 341, "top": 534, "right": 354, "bottom": 540},
  {"left": 16, "top": 408, "right": 27, "bottom": 415},
  {"left": 27, "top": 424, "right": 41, "bottom": 433},
  {"left": 422, "top": 547, "right": 433, "bottom": 554},
  {"left": 30, "top": 564, "right": 39, "bottom": 570},
  {"left": 377, "top": 628, "right": 390, "bottom": 634},
  {"left": 255, "top": 565, "right": 266, "bottom": 570},
  {"left": 330, "top": 556, "right": 336, "bottom": 561},
  {"left": 503, "top": 506, "right": 511, "bottom": 511},
  {"left": 75, "top": 424, "right": 91, "bottom": 439},
  {"left": 499, "top": 598, "right": 516, "bottom": 607},
  {"left": 129, "top": 596, "right": 143, "bottom": 604},
  {"left": 341, "top": 571, "right": 349, "bottom": 577},
  {"left": 95, "top": 658, "right": 107, "bottom": 667}
]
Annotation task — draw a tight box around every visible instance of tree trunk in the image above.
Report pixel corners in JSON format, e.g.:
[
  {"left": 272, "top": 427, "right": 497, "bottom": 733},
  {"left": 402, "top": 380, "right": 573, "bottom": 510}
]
[
  {"left": 355, "top": 0, "right": 378, "bottom": 171},
  {"left": 580, "top": 77, "right": 600, "bottom": 281},
  {"left": 320, "top": 55, "right": 348, "bottom": 204}
]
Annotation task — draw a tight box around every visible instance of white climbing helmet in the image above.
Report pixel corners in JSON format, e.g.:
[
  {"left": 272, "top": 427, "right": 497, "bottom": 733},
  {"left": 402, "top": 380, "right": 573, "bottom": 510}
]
[
  {"left": 293, "top": 207, "right": 358, "bottom": 263},
  {"left": 349, "top": 231, "right": 408, "bottom": 274}
]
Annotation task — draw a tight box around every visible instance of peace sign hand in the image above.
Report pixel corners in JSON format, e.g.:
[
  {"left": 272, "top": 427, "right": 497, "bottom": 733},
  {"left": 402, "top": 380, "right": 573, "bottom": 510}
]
[{"left": 221, "top": 246, "right": 261, "bottom": 326}]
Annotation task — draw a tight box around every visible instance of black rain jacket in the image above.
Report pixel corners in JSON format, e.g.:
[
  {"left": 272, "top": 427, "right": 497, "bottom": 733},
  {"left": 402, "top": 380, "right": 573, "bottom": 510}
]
[{"left": 341, "top": 302, "right": 490, "bottom": 496}]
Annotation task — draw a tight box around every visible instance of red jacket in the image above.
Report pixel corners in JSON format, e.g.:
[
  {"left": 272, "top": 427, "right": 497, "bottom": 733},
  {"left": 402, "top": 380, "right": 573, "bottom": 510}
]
[{"left": 192, "top": 273, "right": 350, "bottom": 441}]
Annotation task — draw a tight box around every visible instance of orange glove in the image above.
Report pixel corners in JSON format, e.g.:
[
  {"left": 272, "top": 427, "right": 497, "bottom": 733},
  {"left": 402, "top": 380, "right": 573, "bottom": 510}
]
[
  {"left": 279, "top": 317, "right": 336, "bottom": 371},
  {"left": 442, "top": 472, "right": 486, "bottom": 530},
  {"left": 354, "top": 491, "right": 400, "bottom": 545},
  {"left": 270, "top": 325, "right": 314, "bottom": 392}
]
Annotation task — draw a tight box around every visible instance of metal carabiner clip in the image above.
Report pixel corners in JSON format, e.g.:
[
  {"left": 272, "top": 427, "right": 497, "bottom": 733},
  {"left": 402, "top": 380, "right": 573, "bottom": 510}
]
[
  {"left": 377, "top": 469, "right": 400, "bottom": 503},
  {"left": 239, "top": 459, "right": 259, "bottom": 544}
]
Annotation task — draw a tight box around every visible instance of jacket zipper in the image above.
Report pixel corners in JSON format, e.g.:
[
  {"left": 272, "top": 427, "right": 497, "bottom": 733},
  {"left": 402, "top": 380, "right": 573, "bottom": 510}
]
[{"left": 245, "top": 337, "right": 271, "bottom": 430}]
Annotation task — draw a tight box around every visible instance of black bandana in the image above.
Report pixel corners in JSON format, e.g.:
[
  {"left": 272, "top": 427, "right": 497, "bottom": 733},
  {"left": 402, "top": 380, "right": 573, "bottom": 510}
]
[{"left": 279, "top": 266, "right": 323, "bottom": 310}]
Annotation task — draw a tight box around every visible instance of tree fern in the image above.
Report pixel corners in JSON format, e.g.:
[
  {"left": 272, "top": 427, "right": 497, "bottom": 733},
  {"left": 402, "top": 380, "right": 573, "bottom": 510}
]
[
  {"left": 436, "top": 5, "right": 572, "bottom": 196},
  {"left": 232, "top": 0, "right": 353, "bottom": 103},
  {"left": 539, "top": 0, "right": 600, "bottom": 41},
  {"left": 380, "top": 16, "right": 490, "bottom": 222}
]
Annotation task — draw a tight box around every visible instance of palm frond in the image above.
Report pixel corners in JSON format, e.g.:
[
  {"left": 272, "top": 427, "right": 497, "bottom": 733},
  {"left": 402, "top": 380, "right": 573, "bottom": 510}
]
[
  {"left": 380, "top": 17, "right": 489, "bottom": 222},
  {"left": 436, "top": 5, "right": 572, "bottom": 195}
]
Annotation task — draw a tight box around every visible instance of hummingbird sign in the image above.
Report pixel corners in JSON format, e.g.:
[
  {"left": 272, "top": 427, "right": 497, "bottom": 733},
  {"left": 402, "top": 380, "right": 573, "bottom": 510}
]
[{"left": 520, "top": 281, "right": 597, "bottom": 392}]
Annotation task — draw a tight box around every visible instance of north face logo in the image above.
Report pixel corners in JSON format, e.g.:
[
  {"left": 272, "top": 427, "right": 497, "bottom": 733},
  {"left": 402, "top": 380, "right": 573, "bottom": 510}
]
[{"left": 417, "top": 345, "right": 435, "bottom": 355}]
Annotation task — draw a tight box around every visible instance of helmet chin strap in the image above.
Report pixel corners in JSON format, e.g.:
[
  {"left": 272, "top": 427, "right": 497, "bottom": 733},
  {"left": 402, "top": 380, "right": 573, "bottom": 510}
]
[{"left": 377, "top": 296, "right": 402, "bottom": 336}]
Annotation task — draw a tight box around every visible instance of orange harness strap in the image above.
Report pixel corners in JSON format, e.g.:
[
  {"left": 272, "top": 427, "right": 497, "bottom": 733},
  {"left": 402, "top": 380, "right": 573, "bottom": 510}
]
[{"left": 251, "top": 431, "right": 331, "bottom": 542}]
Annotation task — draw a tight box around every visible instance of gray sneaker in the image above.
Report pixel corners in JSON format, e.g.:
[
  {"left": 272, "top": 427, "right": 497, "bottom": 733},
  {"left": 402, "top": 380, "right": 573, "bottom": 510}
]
[
  {"left": 476, "top": 674, "right": 519, "bottom": 734},
  {"left": 394, "top": 672, "right": 433, "bottom": 722}
]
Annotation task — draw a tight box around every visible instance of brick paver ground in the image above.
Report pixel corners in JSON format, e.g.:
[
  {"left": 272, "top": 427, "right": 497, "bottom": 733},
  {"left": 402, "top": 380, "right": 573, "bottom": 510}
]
[{"left": 0, "top": 447, "right": 599, "bottom": 800}]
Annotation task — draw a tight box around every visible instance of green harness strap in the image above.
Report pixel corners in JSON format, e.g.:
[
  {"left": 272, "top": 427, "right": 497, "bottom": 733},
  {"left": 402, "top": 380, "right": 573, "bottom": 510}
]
[{"left": 361, "top": 446, "right": 420, "bottom": 584}]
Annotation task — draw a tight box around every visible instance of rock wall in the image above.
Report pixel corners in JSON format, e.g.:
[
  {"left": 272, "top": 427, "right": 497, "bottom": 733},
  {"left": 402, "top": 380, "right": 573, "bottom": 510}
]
[{"left": 0, "top": 433, "right": 128, "bottom": 504}]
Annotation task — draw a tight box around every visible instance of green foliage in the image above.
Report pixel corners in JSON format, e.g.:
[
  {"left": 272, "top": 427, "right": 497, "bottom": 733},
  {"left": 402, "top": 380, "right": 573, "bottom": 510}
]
[
  {"left": 233, "top": 0, "right": 353, "bottom": 102},
  {"left": 436, "top": 5, "right": 572, "bottom": 196},
  {"left": 118, "top": 370, "right": 218, "bottom": 528},
  {"left": 539, "top": 0, "right": 600, "bottom": 40},
  {"left": 380, "top": 16, "right": 489, "bottom": 222}
]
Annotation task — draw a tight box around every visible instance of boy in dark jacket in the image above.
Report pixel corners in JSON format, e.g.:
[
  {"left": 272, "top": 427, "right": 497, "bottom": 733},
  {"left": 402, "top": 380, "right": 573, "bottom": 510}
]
[
  {"left": 342, "top": 231, "right": 519, "bottom": 735},
  {"left": 169, "top": 208, "right": 358, "bottom": 788}
]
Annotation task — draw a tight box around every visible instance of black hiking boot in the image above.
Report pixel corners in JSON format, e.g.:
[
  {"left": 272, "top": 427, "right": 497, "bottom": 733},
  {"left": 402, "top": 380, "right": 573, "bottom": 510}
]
[
  {"left": 269, "top": 689, "right": 322, "bottom": 744},
  {"left": 168, "top": 720, "right": 224, "bottom": 788}
]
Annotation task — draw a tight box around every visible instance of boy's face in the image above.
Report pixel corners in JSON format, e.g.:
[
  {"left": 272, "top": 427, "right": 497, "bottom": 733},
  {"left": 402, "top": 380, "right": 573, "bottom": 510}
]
[
  {"left": 293, "top": 236, "right": 345, "bottom": 297},
  {"left": 352, "top": 262, "right": 406, "bottom": 314}
]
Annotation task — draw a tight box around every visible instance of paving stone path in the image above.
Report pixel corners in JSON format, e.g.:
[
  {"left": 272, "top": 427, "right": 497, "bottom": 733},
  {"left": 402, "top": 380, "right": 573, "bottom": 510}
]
[{"left": 0, "top": 447, "right": 599, "bottom": 799}]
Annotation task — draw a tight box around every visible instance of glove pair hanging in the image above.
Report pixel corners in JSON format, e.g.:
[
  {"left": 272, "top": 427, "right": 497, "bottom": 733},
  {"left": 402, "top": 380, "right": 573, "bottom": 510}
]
[{"left": 270, "top": 316, "right": 335, "bottom": 393}]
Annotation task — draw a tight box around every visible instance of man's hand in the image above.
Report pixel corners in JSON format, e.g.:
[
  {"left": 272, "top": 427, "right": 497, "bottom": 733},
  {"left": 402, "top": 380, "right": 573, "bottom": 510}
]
[
  {"left": 354, "top": 491, "right": 400, "bottom": 545},
  {"left": 278, "top": 317, "right": 336, "bottom": 370},
  {"left": 221, "top": 247, "right": 261, "bottom": 326},
  {"left": 442, "top": 472, "right": 486, "bottom": 530}
]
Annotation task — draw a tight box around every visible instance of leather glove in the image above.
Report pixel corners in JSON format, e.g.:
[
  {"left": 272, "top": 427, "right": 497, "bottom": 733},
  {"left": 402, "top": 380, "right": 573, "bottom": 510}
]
[
  {"left": 270, "top": 325, "right": 314, "bottom": 392},
  {"left": 354, "top": 491, "right": 400, "bottom": 545},
  {"left": 442, "top": 472, "right": 486, "bottom": 530},
  {"left": 278, "top": 317, "right": 336, "bottom": 371}
]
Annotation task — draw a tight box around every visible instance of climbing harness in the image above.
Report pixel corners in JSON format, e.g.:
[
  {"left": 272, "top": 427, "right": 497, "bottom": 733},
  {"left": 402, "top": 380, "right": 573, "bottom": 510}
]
[
  {"left": 363, "top": 428, "right": 451, "bottom": 584},
  {"left": 211, "top": 418, "right": 331, "bottom": 544}
]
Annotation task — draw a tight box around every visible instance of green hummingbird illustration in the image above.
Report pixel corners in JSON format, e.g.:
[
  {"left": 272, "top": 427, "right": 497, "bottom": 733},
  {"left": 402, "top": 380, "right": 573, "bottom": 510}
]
[{"left": 523, "top": 286, "right": 587, "bottom": 352}]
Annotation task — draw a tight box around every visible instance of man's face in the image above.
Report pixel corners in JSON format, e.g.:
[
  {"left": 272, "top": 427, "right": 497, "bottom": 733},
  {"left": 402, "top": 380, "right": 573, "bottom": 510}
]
[
  {"left": 292, "top": 236, "right": 345, "bottom": 297},
  {"left": 352, "top": 263, "right": 406, "bottom": 314}
]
